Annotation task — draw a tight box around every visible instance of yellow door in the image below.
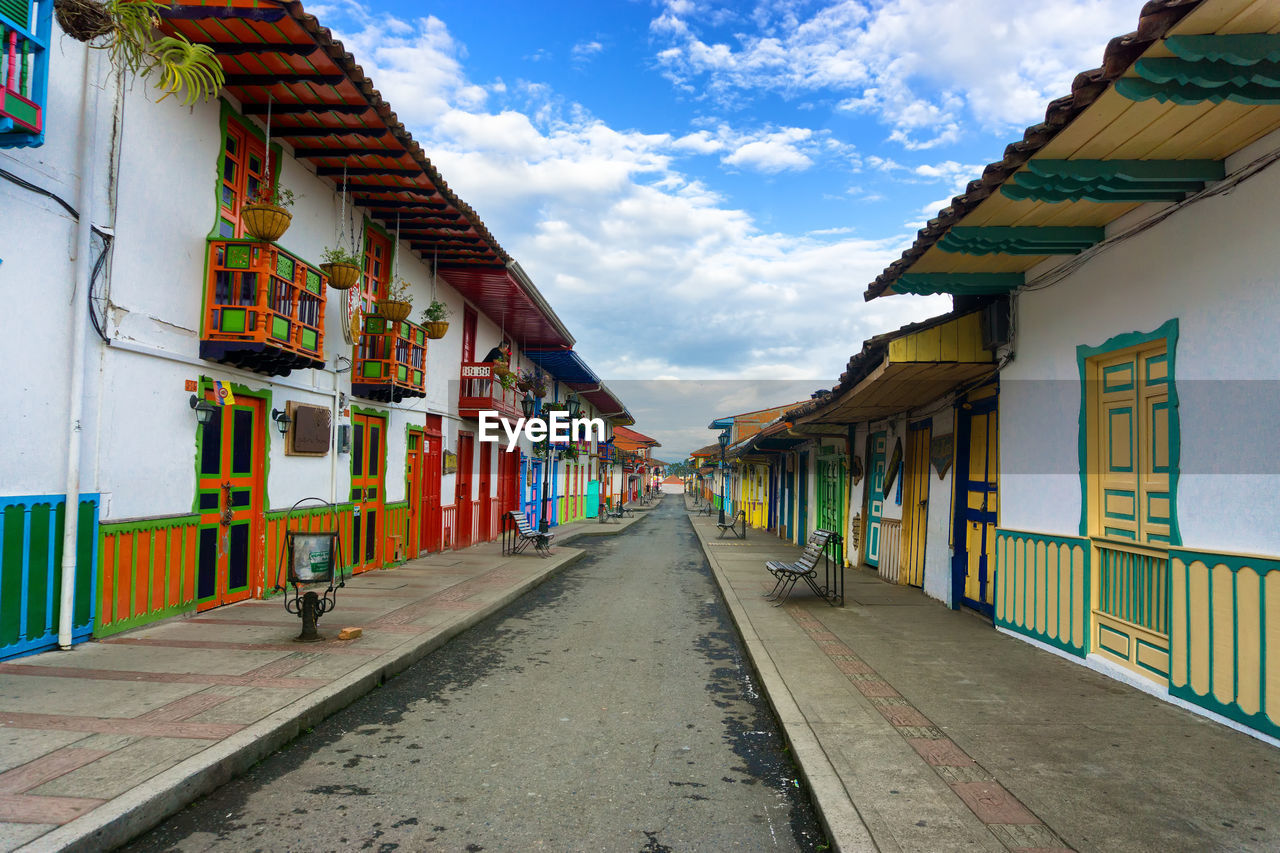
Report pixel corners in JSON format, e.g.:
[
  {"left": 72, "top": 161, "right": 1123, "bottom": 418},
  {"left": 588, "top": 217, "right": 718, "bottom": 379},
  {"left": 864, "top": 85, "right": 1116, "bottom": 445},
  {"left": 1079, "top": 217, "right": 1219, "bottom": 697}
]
[{"left": 900, "top": 422, "right": 931, "bottom": 587}]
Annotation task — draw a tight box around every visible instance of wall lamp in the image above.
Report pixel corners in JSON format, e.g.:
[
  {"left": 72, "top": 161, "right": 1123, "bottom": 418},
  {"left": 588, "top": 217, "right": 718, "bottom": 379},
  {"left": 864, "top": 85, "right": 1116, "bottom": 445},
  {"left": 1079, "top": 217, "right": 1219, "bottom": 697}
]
[
  {"left": 189, "top": 394, "right": 216, "bottom": 427},
  {"left": 271, "top": 407, "right": 293, "bottom": 437}
]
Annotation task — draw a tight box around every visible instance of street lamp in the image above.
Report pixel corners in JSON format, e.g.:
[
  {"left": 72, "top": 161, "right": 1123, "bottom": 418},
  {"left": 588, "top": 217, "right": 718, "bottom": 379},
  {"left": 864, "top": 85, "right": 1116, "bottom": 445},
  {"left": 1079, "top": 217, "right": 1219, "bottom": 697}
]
[
  {"left": 189, "top": 394, "right": 216, "bottom": 426},
  {"left": 717, "top": 429, "right": 730, "bottom": 525}
]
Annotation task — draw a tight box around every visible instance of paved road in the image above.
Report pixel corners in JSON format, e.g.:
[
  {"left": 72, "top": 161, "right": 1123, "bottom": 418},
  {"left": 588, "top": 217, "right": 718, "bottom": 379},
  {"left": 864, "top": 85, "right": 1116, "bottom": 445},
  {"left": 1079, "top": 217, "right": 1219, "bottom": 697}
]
[{"left": 124, "top": 500, "right": 825, "bottom": 852}]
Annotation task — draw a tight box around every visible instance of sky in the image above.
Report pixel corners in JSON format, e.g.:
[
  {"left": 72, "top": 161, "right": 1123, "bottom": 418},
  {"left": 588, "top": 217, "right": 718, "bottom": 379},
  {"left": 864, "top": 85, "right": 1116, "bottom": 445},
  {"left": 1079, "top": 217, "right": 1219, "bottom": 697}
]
[{"left": 308, "top": 0, "right": 1143, "bottom": 459}]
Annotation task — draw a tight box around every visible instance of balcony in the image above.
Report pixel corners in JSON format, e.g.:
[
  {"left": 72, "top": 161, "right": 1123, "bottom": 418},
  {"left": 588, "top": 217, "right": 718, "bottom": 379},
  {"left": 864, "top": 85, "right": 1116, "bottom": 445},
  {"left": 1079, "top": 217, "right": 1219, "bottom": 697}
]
[
  {"left": 201, "top": 239, "right": 326, "bottom": 376},
  {"left": 0, "top": 4, "right": 49, "bottom": 148},
  {"left": 457, "top": 362, "right": 521, "bottom": 421},
  {"left": 351, "top": 316, "right": 426, "bottom": 402}
]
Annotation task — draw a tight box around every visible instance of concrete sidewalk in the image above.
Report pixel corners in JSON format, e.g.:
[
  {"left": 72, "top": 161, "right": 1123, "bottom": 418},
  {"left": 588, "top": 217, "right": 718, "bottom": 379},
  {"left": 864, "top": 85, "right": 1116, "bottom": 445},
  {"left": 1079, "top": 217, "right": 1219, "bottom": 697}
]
[
  {"left": 685, "top": 500, "right": 1280, "bottom": 853},
  {"left": 0, "top": 510, "right": 649, "bottom": 853}
]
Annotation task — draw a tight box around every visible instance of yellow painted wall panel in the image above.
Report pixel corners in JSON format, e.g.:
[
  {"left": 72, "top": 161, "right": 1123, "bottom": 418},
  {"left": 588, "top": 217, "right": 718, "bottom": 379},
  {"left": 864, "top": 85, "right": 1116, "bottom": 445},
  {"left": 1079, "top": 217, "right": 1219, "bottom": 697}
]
[
  {"left": 1234, "top": 567, "right": 1262, "bottom": 717},
  {"left": 1266, "top": 572, "right": 1280, "bottom": 725},
  {"left": 1035, "top": 540, "right": 1047, "bottom": 634},
  {"left": 888, "top": 337, "right": 906, "bottom": 362},
  {"left": 939, "top": 323, "right": 959, "bottom": 362},
  {"left": 1015, "top": 538, "right": 1026, "bottom": 626},
  {"left": 1189, "top": 561, "right": 1210, "bottom": 696},
  {"left": 1072, "top": 545, "right": 1085, "bottom": 648},
  {"left": 1170, "top": 557, "right": 1188, "bottom": 688},
  {"left": 1046, "top": 543, "right": 1060, "bottom": 641},
  {"left": 1212, "top": 563, "right": 1235, "bottom": 705}
]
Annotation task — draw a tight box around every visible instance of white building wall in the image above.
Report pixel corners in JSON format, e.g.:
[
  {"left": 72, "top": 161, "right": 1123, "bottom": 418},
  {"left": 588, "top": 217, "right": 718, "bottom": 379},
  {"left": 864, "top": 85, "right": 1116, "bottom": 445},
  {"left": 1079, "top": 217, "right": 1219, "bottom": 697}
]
[
  {"left": 1001, "top": 129, "right": 1280, "bottom": 556},
  {"left": 921, "top": 408, "right": 956, "bottom": 606}
]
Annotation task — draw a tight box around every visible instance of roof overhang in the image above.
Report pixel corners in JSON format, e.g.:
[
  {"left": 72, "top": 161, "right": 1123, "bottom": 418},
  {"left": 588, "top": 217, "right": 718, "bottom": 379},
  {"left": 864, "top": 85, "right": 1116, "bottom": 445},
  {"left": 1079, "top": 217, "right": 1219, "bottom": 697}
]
[
  {"left": 864, "top": 0, "right": 1280, "bottom": 301},
  {"left": 795, "top": 359, "right": 993, "bottom": 426}
]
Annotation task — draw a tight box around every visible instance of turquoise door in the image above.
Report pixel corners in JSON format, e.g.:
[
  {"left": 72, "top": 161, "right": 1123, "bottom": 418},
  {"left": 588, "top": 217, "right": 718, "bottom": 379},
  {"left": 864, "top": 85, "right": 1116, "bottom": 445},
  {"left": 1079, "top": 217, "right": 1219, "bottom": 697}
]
[
  {"left": 586, "top": 480, "right": 600, "bottom": 517},
  {"left": 866, "top": 432, "right": 887, "bottom": 567}
]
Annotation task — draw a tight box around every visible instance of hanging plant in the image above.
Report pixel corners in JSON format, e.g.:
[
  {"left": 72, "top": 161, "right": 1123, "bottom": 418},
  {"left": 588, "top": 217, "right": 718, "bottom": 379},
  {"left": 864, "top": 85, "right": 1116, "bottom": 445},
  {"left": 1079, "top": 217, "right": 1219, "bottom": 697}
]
[
  {"left": 496, "top": 370, "right": 517, "bottom": 390},
  {"left": 320, "top": 246, "right": 362, "bottom": 290},
  {"left": 419, "top": 299, "right": 451, "bottom": 339},
  {"left": 56, "top": 0, "right": 225, "bottom": 104},
  {"left": 242, "top": 184, "right": 295, "bottom": 242},
  {"left": 374, "top": 276, "right": 413, "bottom": 323},
  {"left": 517, "top": 368, "right": 547, "bottom": 397}
]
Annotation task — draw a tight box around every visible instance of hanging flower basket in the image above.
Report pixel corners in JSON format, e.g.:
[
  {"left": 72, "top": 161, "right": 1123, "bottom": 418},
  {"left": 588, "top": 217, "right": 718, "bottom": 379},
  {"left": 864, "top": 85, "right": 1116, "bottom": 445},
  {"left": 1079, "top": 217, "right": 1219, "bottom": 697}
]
[
  {"left": 54, "top": 0, "right": 114, "bottom": 41},
  {"left": 491, "top": 359, "right": 512, "bottom": 377},
  {"left": 321, "top": 261, "right": 361, "bottom": 290},
  {"left": 425, "top": 321, "right": 449, "bottom": 339},
  {"left": 242, "top": 203, "right": 292, "bottom": 242},
  {"left": 374, "top": 299, "right": 413, "bottom": 323},
  {"left": 516, "top": 377, "right": 533, "bottom": 392}
]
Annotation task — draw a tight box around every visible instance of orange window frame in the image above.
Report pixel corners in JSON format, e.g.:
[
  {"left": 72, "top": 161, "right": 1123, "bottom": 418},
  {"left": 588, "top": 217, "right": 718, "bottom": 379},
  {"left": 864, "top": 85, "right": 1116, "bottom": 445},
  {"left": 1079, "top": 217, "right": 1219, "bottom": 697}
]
[
  {"left": 360, "top": 226, "right": 392, "bottom": 307},
  {"left": 218, "top": 119, "right": 276, "bottom": 239}
]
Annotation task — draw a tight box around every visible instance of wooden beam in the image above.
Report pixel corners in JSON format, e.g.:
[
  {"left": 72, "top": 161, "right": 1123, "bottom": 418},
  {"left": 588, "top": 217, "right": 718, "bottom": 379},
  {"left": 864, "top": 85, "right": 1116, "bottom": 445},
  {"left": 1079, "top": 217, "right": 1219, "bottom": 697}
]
[
  {"left": 292, "top": 146, "right": 406, "bottom": 159},
  {"left": 207, "top": 43, "right": 317, "bottom": 56},
  {"left": 315, "top": 166, "right": 421, "bottom": 177},
  {"left": 938, "top": 226, "right": 1104, "bottom": 256},
  {"left": 242, "top": 103, "right": 369, "bottom": 116},
  {"left": 892, "top": 273, "right": 1023, "bottom": 296},
  {"left": 353, "top": 200, "right": 450, "bottom": 211},
  {"left": 224, "top": 74, "right": 347, "bottom": 87},
  {"left": 275, "top": 128, "right": 390, "bottom": 140},
  {"left": 163, "top": 4, "right": 285, "bottom": 22}
]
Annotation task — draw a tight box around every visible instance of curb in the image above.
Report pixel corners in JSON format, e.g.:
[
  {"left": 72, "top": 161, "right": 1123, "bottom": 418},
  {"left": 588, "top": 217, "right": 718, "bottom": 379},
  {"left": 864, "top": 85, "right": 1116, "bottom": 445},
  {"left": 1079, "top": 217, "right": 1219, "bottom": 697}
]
[
  {"left": 19, "top": 548, "right": 589, "bottom": 853},
  {"left": 684, "top": 512, "right": 878, "bottom": 853}
]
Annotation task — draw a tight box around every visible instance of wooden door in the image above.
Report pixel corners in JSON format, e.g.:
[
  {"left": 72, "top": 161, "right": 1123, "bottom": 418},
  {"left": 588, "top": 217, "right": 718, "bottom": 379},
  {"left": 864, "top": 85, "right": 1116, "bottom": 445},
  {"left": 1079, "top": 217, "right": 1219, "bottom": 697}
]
[
  {"left": 462, "top": 306, "right": 477, "bottom": 363},
  {"left": 865, "top": 433, "right": 887, "bottom": 567},
  {"left": 956, "top": 398, "right": 998, "bottom": 613},
  {"left": 797, "top": 451, "right": 809, "bottom": 542},
  {"left": 477, "top": 443, "right": 492, "bottom": 542},
  {"left": 421, "top": 429, "right": 443, "bottom": 552},
  {"left": 456, "top": 432, "right": 474, "bottom": 548},
  {"left": 406, "top": 430, "right": 422, "bottom": 556},
  {"left": 196, "top": 393, "right": 265, "bottom": 611},
  {"left": 900, "top": 421, "right": 932, "bottom": 587},
  {"left": 350, "top": 411, "right": 385, "bottom": 573}
]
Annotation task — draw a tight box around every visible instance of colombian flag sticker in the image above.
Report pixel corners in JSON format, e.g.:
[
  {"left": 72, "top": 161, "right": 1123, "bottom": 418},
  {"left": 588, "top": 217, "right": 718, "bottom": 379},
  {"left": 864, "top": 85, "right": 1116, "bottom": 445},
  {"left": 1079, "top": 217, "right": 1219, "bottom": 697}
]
[{"left": 213, "top": 380, "right": 236, "bottom": 406}]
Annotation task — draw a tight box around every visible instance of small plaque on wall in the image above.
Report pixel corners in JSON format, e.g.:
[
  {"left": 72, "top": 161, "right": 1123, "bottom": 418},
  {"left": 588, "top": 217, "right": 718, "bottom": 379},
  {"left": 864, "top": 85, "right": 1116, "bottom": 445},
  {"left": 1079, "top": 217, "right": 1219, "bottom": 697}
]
[
  {"left": 287, "top": 403, "right": 331, "bottom": 457},
  {"left": 443, "top": 450, "right": 458, "bottom": 475},
  {"left": 930, "top": 434, "right": 954, "bottom": 479}
]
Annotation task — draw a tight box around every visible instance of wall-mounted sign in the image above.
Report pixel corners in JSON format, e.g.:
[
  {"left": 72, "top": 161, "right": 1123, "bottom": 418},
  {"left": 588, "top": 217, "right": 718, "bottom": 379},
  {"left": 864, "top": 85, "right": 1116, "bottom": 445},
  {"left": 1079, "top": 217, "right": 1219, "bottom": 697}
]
[
  {"left": 443, "top": 450, "right": 458, "bottom": 475},
  {"left": 287, "top": 531, "right": 337, "bottom": 585},
  {"left": 286, "top": 402, "right": 331, "bottom": 457},
  {"left": 930, "top": 434, "right": 954, "bottom": 480},
  {"left": 883, "top": 436, "right": 903, "bottom": 498}
]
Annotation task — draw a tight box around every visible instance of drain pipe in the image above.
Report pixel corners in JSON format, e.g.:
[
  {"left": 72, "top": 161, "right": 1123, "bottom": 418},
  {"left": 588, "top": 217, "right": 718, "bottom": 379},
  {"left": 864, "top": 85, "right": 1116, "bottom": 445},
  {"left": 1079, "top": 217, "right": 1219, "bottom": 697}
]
[{"left": 59, "top": 50, "right": 101, "bottom": 649}]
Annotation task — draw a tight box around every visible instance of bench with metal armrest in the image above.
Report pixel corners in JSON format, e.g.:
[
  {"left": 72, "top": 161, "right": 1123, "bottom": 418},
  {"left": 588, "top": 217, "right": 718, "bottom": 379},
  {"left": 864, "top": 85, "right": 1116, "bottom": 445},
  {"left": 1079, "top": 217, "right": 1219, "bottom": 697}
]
[
  {"left": 716, "top": 509, "right": 746, "bottom": 539},
  {"left": 504, "top": 510, "right": 555, "bottom": 557},
  {"left": 764, "top": 528, "right": 843, "bottom": 606}
]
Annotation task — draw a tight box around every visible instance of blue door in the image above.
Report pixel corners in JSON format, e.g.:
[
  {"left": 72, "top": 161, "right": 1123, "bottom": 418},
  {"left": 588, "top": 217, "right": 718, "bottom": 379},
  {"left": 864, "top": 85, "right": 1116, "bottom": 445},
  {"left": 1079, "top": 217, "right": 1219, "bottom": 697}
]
[{"left": 865, "top": 432, "right": 887, "bottom": 567}]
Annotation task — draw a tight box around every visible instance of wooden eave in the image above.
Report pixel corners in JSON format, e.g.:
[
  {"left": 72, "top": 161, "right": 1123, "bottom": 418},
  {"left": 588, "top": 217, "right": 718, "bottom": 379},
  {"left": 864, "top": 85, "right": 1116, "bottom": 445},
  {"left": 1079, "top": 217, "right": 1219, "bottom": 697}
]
[{"left": 866, "top": 0, "right": 1280, "bottom": 300}]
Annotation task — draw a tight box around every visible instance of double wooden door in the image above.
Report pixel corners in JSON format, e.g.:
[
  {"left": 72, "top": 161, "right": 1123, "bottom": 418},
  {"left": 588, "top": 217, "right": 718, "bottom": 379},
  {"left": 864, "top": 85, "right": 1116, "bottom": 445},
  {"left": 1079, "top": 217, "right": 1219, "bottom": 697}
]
[
  {"left": 956, "top": 396, "right": 999, "bottom": 614},
  {"left": 864, "top": 434, "right": 887, "bottom": 567},
  {"left": 900, "top": 422, "right": 932, "bottom": 587},
  {"left": 350, "top": 411, "right": 385, "bottom": 573},
  {"left": 196, "top": 393, "right": 265, "bottom": 611},
  {"left": 456, "top": 432, "right": 474, "bottom": 548}
]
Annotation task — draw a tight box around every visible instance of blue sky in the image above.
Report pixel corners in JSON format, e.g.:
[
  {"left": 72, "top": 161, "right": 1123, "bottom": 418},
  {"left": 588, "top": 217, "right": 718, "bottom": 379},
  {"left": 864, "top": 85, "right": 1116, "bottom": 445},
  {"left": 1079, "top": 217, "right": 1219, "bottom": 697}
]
[{"left": 310, "top": 0, "right": 1141, "bottom": 457}]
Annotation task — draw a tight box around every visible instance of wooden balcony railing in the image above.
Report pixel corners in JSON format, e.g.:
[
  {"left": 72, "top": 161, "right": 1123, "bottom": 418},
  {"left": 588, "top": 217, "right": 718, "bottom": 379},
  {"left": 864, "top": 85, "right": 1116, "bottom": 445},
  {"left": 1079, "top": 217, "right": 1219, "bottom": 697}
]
[
  {"left": 457, "top": 362, "right": 522, "bottom": 421},
  {"left": 201, "top": 239, "right": 326, "bottom": 376},
  {"left": 351, "top": 316, "right": 427, "bottom": 402},
  {"left": 1096, "top": 540, "right": 1170, "bottom": 636},
  {"left": 0, "top": 5, "right": 49, "bottom": 146}
]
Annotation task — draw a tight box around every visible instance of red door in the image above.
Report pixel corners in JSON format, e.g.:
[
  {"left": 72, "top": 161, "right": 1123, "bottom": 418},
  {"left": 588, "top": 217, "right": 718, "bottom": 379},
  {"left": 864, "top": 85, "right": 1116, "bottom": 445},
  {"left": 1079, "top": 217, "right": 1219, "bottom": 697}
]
[
  {"left": 462, "top": 306, "right": 477, "bottom": 363},
  {"left": 421, "top": 416, "right": 443, "bottom": 552},
  {"left": 456, "top": 431, "right": 474, "bottom": 548},
  {"left": 478, "top": 443, "right": 492, "bottom": 542},
  {"left": 406, "top": 430, "right": 422, "bottom": 556}
]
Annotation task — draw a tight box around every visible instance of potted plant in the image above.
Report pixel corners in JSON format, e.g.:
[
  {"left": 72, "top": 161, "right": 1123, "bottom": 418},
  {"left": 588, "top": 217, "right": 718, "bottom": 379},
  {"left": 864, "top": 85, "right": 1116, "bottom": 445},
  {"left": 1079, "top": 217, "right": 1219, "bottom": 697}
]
[
  {"left": 496, "top": 370, "right": 517, "bottom": 390},
  {"left": 55, "top": 0, "right": 224, "bottom": 105},
  {"left": 320, "top": 247, "right": 362, "bottom": 290},
  {"left": 242, "top": 184, "right": 296, "bottom": 242},
  {"left": 374, "top": 276, "right": 413, "bottom": 323},
  {"left": 517, "top": 368, "right": 548, "bottom": 397},
  {"left": 420, "top": 299, "right": 451, "bottom": 339}
]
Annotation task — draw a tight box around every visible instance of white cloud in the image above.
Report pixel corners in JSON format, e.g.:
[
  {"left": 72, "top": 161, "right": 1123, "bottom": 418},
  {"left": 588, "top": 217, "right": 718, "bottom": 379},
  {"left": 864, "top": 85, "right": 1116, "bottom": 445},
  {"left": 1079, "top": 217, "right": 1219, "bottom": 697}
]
[
  {"left": 652, "top": 0, "right": 1136, "bottom": 148},
  {"left": 320, "top": 3, "right": 947, "bottom": 388},
  {"left": 571, "top": 40, "right": 604, "bottom": 61}
]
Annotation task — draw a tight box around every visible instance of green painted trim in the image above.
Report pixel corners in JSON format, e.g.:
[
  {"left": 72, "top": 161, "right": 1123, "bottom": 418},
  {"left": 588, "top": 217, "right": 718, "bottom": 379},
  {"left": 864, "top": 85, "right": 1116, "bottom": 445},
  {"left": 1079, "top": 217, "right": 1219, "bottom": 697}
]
[
  {"left": 1075, "top": 318, "right": 1180, "bottom": 545},
  {"left": 1116, "top": 76, "right": 1280, "bottom": 106},
  {"left": 94, "top": 514, "right": 201, "bottom": 637},
  {"left": 993, "top": 528, "right": 1091, "bottom": 658},
  {"left": 1169, "top": 548, "right": 1280, "bottom": 575},
  {"left": 1164, "top": 34, "right": 1280, "bottom": 64},
  {"left": 938, "top": 226, "right": 1104, "bottom": 256},
  {"left": 893, "top": 272, "right": 1024, "bottom": 296},
  {"left": 1024, "top": 159, "right": 1224, "bottom": 182}
]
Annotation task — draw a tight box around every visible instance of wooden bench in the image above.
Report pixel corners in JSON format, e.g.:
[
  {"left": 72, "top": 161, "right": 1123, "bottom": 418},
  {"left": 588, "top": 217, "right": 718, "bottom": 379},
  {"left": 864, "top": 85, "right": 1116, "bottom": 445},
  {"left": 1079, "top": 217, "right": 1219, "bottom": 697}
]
[
  {"left": 504, "top": 510, "right": 554, "bottom": 557},
  {"left": 717, "top": 509, "right": 746, "bottom": 539},
  {"left": 764, "top": 529, "right": 842, "bottom": 606}
]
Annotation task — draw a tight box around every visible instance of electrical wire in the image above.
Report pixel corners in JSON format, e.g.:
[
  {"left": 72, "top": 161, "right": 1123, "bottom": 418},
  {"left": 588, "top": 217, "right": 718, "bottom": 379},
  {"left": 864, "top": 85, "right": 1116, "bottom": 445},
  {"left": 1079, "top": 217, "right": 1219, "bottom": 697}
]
[{"left": 1, "top": 166, "right": 114, "bottom": 342}]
